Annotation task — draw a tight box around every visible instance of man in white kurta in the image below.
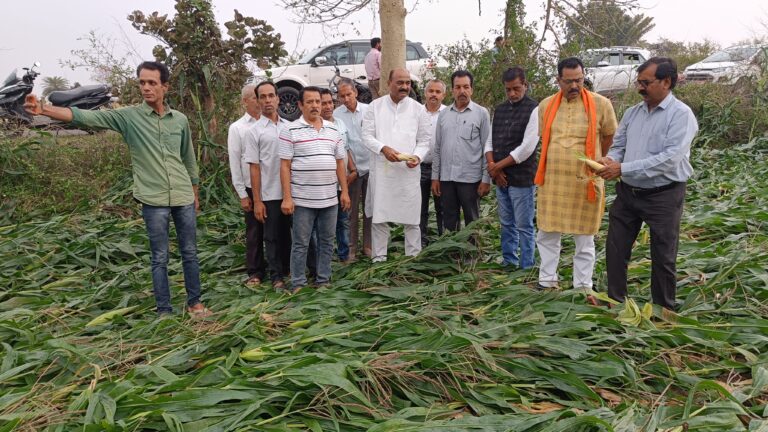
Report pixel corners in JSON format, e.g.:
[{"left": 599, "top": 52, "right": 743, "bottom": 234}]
[{"left": 362, "top": 68, "right": 432, "bottom": 262}]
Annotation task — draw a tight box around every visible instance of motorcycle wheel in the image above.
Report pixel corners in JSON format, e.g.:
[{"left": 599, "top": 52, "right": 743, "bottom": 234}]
[{"left": 357, "top": 86, "right": 373, "bottom": 104}]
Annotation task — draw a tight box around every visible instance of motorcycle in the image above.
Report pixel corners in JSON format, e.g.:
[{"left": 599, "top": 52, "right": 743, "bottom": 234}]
[
  {"left": 0, "top": 62, "right": 113, "bottom": 128},
  {"left": 326, "top": 60, "right": 372, "bottom": 105},
  {"left": 0, "top": 62, "right": 40, "bottom": 125}
]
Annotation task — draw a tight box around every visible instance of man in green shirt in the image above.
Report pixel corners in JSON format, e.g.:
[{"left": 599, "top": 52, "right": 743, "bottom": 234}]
[{"left": 25, "top": 61, "right": 211, "bottom": 319}]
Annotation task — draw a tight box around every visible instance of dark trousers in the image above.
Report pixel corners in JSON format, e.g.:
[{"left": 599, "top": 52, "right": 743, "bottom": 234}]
[
  {"left": 606, "top": 182, "right": 686, "bottom": 310},
  {"left": 440, "top": 180, "right": 480, "bottom": 232},
  {"left": 263, "top": 199, "right": 292, "bottom": 282},
  {"left": 245, "top": 188, "right": 266, "bottom": 279},
  {"left": 348, "top": 173, "right": 372, "bottom": 257},
  {"left": 419, "top": 163, "right": 443, "bottom": 246}
]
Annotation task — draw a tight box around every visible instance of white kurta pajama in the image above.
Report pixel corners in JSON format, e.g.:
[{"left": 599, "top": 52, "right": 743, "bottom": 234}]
[{"left": 362, "top": 95, "right": 432, "bottom": 261}]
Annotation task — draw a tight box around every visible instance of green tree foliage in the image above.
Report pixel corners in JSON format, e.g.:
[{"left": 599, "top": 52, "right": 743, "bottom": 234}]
[
  {"left": 434, "top": 0, "right": 555, "bottom": 111},
  {"left": 564, "top": 0, "right": 655, "bottom": 50},
  {"left": 127, "top": 0, "right": 286, "bottom": 152},
  {"left": 41, "top": 76, "right": 70, "bottom": 98}
]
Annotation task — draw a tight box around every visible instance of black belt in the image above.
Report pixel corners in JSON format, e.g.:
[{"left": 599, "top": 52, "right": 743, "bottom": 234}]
[{"left": 623, "top": 181, "right": 682, "bottom": 197}]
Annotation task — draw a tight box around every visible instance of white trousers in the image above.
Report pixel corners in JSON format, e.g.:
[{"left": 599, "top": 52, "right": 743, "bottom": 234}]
[
  {"left": 536, "top": 230, "right": 595, "bottom": 288},
  {"left": 372, "top": 222, "right": 421, "bottom": 262}
]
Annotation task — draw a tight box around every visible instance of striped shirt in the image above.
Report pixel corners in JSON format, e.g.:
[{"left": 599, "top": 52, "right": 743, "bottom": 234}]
[{"left": 279, "top": 117, "right": 345, "bottom": 208}]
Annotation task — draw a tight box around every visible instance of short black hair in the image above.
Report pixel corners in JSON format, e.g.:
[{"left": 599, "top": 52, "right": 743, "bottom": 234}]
[
  {"left": 299, "top": 86, "right": 322, "bottom": 103},
  {"left": 370, "top": 37, "right": 381, "bottom": 48},
  {"left": 137, "top": 61, "right": 170, "bottom": 84},
  {"left": 557, "top": 57, "right": 584, "bottom": 77},
  {"left": 255, "top": 81, "right": 278, "bottom": 97},
  {"left": 319, "top": 88, "right": 333, "bottom": 97},
  {"left": 451, "top": 70, "right": 474, "bottom": 88},
  {"left": 638, "top": 57, "right": 679, "bottom": 89},
  {"left": 495, "top": 36, "right": 504, "bottom": 43},
  {"left": 502, "top": 67, "right": 527, "bottom": 83}
]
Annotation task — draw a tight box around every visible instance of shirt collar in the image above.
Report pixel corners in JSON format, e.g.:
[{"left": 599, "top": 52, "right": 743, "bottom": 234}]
[
  {"left": 297, "top": 116, "right": 329, "bottom": 129},
  {"left": 643, "top": 92, "right": 675, "bottom": 113},
  {"left": 140, "top": 101, "right": 173, "bottom": 117},
  {"left": 257, "top": 115, "right": 286, "bottom": 127},
  {"left": 450, "top": 100, "right": 475, "bottom": 113}
]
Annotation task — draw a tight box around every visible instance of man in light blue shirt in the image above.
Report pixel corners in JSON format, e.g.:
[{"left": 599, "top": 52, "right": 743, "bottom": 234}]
[
  {"left": 598, "top": 57, "right": 698, "bottom": 310},
  {"left": 334, "top": 80, "right": 371, "bottom": 259}
]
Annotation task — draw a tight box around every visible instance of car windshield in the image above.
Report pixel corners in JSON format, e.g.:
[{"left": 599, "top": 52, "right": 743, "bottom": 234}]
[
  {"left": 702, "top": 47, "right": 759, "bottom": 63},
  {"left": 297, "top": 47, "right": 326, "bottom": 64},
  {"left": 1, "top": 69, "right": 18, "bottom": 87}
]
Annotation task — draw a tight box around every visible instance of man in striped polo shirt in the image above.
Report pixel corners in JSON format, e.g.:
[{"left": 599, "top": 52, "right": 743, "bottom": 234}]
[{"left": 279, "top": 87, "right": 351, "bottom": 293}]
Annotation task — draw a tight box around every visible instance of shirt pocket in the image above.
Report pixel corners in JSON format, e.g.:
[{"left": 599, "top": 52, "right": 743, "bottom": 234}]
[
  {"left": 167, "top": 126, "right": 184, "bottom": 153},
  {"left": 645, "top": 123, "right": 667, "bottom": 155},
  {"left": 460, "top": 122, "right": 479, "bottom": 141}
]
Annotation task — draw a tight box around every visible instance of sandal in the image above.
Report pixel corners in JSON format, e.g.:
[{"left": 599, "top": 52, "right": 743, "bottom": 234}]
[{"left": 187, "top": 303, "right": 213, "bottom": 319}]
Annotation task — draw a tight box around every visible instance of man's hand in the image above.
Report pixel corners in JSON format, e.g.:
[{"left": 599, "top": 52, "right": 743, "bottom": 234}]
[
  {"left": 405, "top": 156, "right": 420, "bottom": 169},
  {"left": 597, "top": 157, "right": 622, "bottom": 180},
  {"left": 340, "top": 192, "right": 351, "bottom": 211},
  {"left": 281, "top": 197, "right": 294, "bottom": 215},
  {"left": 346, "top": 171, "right": 358, "bottom": 187},
  {"left": 381, "top": 146, "right": 401, "bottom": 163},
  {"left": 253, "top": 201, "right": 267, "bottom": 223},
  {"left": 431, "top": 179, "right": 441, "bottom": 197},
  {"left": 487, "top": 161, "right": 501, "bottom": 178},
  {"left": 193, "top": 186, "right": 200, "bottom": 213},
  {"left": 478, "top": 182, "right": 491, "bottom": 197},
  {"left": 240, "top": 197, "right": 252, "bottom": 212},
  {"left": 24, "top": 95, "right": 42, "bottom": 115},
  {"left": 493, "top": 173, "right": 508, "bottom": 188}
]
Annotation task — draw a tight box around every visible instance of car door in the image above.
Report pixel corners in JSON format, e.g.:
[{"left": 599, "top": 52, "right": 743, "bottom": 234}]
[
  {"left": 591, "top": 52, "right": 621, "bottom": 92},
  {"left": 619, "top": 52, "right": 644, "bottom": 91},
  {"left": 308, "top": 43, "right": 353, "bottom": 88},
  {"left": 351, "top": 43, "right": 370, "bottom": 84}
]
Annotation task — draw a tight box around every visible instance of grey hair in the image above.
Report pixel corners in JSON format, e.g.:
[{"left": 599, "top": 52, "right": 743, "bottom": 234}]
[
  {"left": 241, "top": 84, "right": 257, "bottom": 98},
  {"left": 426, "top": 79, "right": 446, "bottom": 92}
]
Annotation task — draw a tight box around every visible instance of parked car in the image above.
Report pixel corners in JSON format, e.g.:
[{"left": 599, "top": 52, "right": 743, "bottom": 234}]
[
  {"left": 581, "top": 46, "right": 651, "bottom": 94},
  {"left": 249, "top": 39, "right": 435, "bottom": 120},
  {"left": 684, "top": 45, "right": 767, "bottom": 85}
]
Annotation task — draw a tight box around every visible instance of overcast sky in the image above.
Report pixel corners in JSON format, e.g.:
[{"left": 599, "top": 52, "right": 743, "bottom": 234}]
[{"left": 1, "top": 0, "right": 766, "bottom": 90}]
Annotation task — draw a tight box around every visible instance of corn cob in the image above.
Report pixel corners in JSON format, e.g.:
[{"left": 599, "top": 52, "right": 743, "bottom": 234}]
[
  {"left": 85, "top": 306, "right": 138, "bottom": 327},
  {"left": 396, "top": 153, "right": 419, "bottom": 162}
]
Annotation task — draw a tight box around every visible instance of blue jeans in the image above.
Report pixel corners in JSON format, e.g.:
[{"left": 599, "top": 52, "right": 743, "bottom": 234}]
[
  {"left": 336, "top": 193, "right": 350, "bottom": 260},
  {"left": 142, "top": 203, "right": 201, "bottom": 313},
  {"left": 291, "top": 205, "right": 337, "bottom": 287},
  {"left": 496, "top": 185, "right": 536, "bottom": 268}
]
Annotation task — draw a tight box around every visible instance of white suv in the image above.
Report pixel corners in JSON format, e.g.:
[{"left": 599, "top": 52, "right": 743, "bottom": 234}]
[
  {"left": 581, "top": 46, "right": 651, "bottom": 94},
  {"left": 684, "top": 45, "right": 767, "bottom": 85},
  {"left": 249, "top": 39, "right": 435, "bottom": 119}
]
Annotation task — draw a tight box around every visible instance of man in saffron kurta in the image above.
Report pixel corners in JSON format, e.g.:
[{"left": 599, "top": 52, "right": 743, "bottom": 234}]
[{"left": 535, "top": 57, "right": 617, "bottom": 291}]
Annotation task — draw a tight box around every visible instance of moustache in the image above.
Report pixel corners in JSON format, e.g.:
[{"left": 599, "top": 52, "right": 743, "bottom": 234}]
[
  {"left": 568, "top": 89, "right": 579, "bottom": 94},
  {"left": 639, "top": 90, "right": 648, "bottom": 96}
]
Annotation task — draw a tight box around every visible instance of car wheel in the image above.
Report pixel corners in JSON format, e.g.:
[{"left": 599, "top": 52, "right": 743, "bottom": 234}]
[{"left": 278, "top": 86, "right": 301, "bottom": 121}]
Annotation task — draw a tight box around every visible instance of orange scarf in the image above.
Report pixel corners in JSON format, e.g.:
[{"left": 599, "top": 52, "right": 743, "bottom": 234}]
[{"left": 534, "top": 88, "right": 599, "bottom": 202}]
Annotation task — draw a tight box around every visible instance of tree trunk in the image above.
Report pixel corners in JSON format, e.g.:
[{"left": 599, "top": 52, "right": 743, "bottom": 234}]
[{"left": 378, "top": 0, "right": 407, "bottom": 97}]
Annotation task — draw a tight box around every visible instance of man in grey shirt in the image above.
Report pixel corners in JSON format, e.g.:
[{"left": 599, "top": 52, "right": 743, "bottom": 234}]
[
  {"left": 597, "top": 57, "right": 699, "bottom": 310},
  {"left": 431, "top": 70, "right": 491, "bottom": 232}
]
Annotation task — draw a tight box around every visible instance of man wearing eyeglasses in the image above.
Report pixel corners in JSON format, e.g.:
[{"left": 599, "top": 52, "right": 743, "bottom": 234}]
[
  {"left": 534, "top": 57, "right": 617, "bottom": 298},
  {"left": 597, "top": 57, "right": 698, "bottom": 311}
]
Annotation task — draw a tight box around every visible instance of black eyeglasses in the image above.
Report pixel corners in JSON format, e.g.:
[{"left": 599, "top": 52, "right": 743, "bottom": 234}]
[
  {"left": 635, "top": 78, "right": 660, "bottom": 88},
  {"left": 560, "top": 77, "right": 584, "bottom": 85}
]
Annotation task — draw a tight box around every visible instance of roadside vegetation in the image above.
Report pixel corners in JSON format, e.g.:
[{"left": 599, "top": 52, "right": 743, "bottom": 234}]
[
  {"left": 1, "top": 84, "right": 767, "bottom": 429},
  {"left": 2, "top": 0, "right": 768, "bottom": 429}
]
